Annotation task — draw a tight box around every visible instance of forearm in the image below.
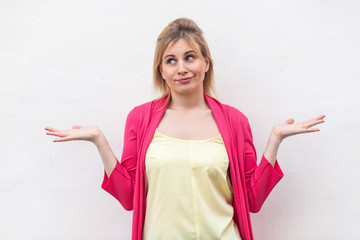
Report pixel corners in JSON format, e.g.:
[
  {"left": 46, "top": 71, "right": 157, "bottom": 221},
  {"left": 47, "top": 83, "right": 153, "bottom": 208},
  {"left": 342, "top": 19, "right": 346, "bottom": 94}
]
[
  {"left": 93, "top": 129, "right": 118, "bottom": 178},
  {"left": 263, "top": 130, "right": 282, "bottom": 167}
]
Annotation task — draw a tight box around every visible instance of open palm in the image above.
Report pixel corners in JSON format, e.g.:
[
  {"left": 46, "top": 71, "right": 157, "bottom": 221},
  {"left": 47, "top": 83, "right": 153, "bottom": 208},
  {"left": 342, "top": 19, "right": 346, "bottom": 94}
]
[
  {"left": 45, "top": 125, "right": 99, "bottom": 142},
  {"left": 273, "top": 114, "right": 326, "bottom": 141}
]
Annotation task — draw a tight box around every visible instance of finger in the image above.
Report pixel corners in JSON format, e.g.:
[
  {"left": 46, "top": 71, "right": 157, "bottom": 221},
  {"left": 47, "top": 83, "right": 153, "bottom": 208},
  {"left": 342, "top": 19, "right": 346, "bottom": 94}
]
[
  {"left": 305, "top": 128, "right": 320, "bottom": 133},
  {"left": 315, "top": 119, "right": 325, "bottom": 124},
  {"left": 302, "top": 115, "right": 325, "bottom": 125},
  {"left": 72, "top": 125, "right": 82, "bottom": 129},
  {"left": 304, "top": 119, "right": 325, "bottom": 128},
  {"left": 53, "top": 136, "right": 73, "bottom": 142},
  {"left": 285, "top": 118, "right": 295, "bottom": 124},
  {"left": 310, "top": 114, "right": 326, "bottom": 122},
  {"left": 295, "top": 128, "right": 320, "bottom": 135},
  {"left": 45, "top": 126, "right": 60, "bottom": 132},
  {"left": 301, "top": 115, "right": 325, "bottom": 125},
  {"left": 46, "top": 131, "right": 68, "bottom": 137}
]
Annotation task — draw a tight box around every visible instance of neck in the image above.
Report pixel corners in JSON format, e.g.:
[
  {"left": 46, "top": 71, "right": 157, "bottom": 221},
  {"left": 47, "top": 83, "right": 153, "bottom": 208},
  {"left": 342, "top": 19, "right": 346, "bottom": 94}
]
[{"left": 168, "top": 89, "right": 208, "bottom": 111}]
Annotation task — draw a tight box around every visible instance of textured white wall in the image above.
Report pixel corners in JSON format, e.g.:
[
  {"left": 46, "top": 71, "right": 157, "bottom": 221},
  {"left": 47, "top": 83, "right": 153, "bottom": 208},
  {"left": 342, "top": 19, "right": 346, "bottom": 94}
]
[{"left": 1, "top": 0, "right": 359, "bottom": 239}]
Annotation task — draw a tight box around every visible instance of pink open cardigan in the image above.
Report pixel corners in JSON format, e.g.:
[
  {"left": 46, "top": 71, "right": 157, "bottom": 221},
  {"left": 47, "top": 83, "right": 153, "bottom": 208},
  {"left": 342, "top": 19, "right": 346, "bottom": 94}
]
[{"left": 101, "top": 93, "right": 284, "bottom": 240}]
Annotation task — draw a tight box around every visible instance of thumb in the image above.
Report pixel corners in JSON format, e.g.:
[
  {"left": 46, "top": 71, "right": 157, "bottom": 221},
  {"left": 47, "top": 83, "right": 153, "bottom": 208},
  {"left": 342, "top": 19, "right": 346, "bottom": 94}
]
[
  {"left": 72, "top": 125, "right": 82, "bottom": 129},
  {"left": 285, "top": 118, "right": 295, "bottom": 124}
]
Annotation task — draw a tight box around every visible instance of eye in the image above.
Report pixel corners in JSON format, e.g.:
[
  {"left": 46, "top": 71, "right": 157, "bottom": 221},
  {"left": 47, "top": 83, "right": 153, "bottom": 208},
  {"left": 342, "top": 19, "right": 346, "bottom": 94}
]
[
  {"left": 185, "top": 55, "right": 195, "bottom": 61},
  {"left": 166, "top": 58, "right": 176, "bottom": 64}
]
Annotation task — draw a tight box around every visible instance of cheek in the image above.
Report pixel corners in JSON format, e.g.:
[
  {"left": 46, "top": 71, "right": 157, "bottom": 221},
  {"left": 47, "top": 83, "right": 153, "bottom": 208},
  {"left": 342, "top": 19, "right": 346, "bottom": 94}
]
[
  {"left": 162, "top": 72, "right": 171, "bottom": 81},
  {"left": 160, "top": 64, "right": 165, "bottom": 78},
  {"left": 200, "top": 64, "right": 207, "bottom": 76},
  {"left": 162, "top": 71, "right": 173, "bottom": 84},
  {"left": 161, "top": 66, "right": 174, "bottom": 79}
]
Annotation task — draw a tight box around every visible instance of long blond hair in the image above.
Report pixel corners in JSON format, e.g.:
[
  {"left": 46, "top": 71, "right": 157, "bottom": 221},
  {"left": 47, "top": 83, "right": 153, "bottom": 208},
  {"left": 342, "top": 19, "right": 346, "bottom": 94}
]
[{"left": 153, "top": 18, "right": 216, "bottom": 110}]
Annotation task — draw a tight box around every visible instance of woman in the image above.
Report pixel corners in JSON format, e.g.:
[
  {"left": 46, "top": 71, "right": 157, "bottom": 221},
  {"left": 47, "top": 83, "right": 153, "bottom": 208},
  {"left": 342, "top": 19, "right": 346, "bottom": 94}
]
[{"left": 45, "top": 18, "right": 325, "bottom": 240}]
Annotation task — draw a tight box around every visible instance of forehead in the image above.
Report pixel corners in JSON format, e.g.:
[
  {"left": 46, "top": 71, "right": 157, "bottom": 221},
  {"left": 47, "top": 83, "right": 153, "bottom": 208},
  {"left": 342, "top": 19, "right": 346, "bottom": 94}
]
[{"left": 163, "top": 39, "right": 200, "bottom": 56}]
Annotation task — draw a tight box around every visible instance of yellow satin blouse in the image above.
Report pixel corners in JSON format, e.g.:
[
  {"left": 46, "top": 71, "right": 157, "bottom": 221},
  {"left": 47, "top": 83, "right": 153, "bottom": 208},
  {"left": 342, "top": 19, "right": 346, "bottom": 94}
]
[{"left": 143, "top": 128, "right": 241, "bottom": 240}]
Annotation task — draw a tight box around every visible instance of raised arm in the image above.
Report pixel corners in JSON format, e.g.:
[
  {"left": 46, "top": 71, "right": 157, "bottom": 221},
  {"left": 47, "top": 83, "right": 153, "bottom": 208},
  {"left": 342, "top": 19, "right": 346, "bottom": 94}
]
[
  {"left": 264, "top": 114, "right": 326, "bottom": 167},
  {"left": 45, "top": 125, "right": 117, "bottom": 177},
  {"left": 45, "top": 107, "right": 139, "bottom": 210},
  {"left": 243, "top": 114, "right": 325, "bottom": 212}
]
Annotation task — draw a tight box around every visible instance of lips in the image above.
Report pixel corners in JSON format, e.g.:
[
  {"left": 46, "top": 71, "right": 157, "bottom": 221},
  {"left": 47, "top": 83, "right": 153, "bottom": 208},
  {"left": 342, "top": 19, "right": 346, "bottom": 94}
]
[{"left": 175, "top": 76, "right": 193, "bottom": 83}]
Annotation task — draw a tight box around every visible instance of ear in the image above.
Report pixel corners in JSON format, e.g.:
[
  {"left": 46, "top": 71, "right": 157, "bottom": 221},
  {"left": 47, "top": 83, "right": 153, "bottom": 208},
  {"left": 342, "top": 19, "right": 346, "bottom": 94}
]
[
  {"left": 159, "top": 64, "right": 164, "bottom": 78},
  {"left": 205, "top": 58, "right": 210, "bottom": 73}
]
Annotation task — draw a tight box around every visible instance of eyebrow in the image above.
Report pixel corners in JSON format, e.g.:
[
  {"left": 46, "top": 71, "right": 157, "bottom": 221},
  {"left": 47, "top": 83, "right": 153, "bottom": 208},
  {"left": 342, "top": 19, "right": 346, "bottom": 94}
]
[{"left": 163, "top": 50, "right": 196, "bottom": 59}]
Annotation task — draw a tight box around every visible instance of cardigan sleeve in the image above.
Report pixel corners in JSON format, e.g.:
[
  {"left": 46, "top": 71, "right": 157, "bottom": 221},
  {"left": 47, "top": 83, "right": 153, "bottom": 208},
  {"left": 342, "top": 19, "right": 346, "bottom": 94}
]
[
  {"left": 101, "top": 107, "right": 139, "bottom": 211},
  {"left": 242, "top": 117, "right": 284, "bottom": 213}
]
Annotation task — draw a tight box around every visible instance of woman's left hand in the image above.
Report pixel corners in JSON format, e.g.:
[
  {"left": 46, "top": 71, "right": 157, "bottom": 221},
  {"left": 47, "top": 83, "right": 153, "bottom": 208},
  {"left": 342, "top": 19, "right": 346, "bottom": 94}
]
[{"left": 271, "top": 114, "right": 326, "bottom": 142}]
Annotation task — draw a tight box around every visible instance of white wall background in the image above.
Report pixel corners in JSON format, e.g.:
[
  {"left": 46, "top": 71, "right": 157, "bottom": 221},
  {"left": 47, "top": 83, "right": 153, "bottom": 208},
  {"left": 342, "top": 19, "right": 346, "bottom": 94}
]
[{"left": 1, "top": 0, "right": 359, "bottom": 239}]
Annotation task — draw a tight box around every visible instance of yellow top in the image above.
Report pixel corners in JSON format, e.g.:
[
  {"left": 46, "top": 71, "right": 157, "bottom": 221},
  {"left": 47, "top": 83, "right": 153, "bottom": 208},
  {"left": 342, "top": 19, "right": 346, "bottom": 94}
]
[{"left": 143, "top": 128, "right": 242, "bottom": 240}]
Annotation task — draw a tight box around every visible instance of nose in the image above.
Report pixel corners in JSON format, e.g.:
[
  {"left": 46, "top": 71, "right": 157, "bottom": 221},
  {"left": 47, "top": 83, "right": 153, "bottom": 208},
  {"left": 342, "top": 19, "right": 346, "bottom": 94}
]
[{"left": 177, "top": 60, "right": 187, "bottom": 75}]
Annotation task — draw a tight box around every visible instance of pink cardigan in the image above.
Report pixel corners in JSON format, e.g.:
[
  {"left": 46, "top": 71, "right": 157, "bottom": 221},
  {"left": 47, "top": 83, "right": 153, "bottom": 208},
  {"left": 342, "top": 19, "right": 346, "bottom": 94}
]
[{"left": 101, "top": 93, "right": 284, "bottom": 240}]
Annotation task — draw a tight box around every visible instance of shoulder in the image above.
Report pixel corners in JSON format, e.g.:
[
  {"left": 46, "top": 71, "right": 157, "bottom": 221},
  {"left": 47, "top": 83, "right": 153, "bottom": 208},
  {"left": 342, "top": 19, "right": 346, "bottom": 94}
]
[
  {"left": 126, "top": 97, "right": 165, "bottom": 121},
  {"left": 130, "top": 101, "right": 153, "bottom": 115},
  {"left": 212, "top": 97, "right": 249, "bottom": 124},
  {"left": 228, "top": 105, "right": 248, "bottom": 121},
  {"left": 225, "top": 105, "right": 251, "bottom": 134},
  {"left": 216, "top": 100, "right": 253, "bottom": 136}
]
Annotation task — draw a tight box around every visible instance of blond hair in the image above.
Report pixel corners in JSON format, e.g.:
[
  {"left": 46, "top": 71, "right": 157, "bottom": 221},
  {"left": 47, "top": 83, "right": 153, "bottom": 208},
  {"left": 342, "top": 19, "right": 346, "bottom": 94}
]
[{"left": 153, "top": 18, "right": 216, "bottom": 109}]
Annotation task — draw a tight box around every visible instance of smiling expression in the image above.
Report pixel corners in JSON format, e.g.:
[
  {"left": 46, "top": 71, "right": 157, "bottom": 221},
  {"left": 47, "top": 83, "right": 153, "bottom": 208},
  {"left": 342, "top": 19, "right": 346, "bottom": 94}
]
[{"left": 160, "top": 39, "right": 210, "bottom": 96}]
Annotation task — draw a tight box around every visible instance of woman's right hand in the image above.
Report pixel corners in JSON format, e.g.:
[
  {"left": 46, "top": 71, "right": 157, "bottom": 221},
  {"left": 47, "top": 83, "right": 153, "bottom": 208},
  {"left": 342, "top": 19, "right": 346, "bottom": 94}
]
[{"left": 45, "top": 125, "right": 102, "bottom": 143}]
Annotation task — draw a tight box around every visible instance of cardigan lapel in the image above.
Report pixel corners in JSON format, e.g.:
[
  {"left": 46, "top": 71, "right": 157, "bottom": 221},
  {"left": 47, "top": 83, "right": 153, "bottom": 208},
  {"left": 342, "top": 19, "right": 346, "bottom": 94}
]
[
  {"left": 136, "top": 93, "right": 250, "bottom": 240},
  {"left": 135, "top": 95, "right": 169, "bottom": 240},
  {"left": 204, "top": 93, "right": 249, "bottom": 238}
]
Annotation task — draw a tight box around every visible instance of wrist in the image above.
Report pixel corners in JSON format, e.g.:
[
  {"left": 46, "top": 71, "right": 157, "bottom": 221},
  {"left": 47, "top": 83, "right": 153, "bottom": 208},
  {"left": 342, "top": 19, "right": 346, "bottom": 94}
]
[
  {"left": 92, "top": 128, "right": 105, "bottom": 146},
  {"left": 270, "top": 129, "right": 283, "bottom": 145}
]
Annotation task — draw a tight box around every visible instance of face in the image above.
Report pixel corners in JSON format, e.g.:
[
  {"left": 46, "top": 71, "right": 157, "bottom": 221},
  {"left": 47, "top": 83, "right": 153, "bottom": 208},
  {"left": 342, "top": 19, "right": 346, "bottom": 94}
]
[{"left": 160, "top": 39, "right": 209, "bottom": 96}]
